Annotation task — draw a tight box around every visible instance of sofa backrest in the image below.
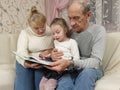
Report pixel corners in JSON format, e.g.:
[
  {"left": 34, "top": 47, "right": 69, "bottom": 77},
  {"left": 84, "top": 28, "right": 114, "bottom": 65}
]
[
  {"left": 0, "top": 33, "right": 19, "bottom": 69},
  {"left": 0, "top": 32, "right": 120, "bottom": 74},
  {"left": 102, "top": 32, "right": 120, "bottom": 74}
]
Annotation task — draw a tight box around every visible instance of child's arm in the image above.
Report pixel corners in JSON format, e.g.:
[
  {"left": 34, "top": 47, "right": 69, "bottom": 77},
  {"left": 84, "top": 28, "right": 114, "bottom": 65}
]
[
  {"left": 70, "top": 39, "right": 80, "bottom": 61},
  {"left": 39, "top": 49, "right": 53, "bottom": 59}
]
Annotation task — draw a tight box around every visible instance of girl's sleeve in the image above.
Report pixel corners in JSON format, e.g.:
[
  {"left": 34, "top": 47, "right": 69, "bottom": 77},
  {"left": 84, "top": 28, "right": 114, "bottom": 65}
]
[{"left": 70, "top": 39, "right": 80, "bottom": 61}]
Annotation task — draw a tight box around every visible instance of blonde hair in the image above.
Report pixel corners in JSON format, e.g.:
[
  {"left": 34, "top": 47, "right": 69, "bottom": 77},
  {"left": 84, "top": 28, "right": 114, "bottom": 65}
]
[{"left": 28, "top": 6, "right": 46, "bottom": 26}]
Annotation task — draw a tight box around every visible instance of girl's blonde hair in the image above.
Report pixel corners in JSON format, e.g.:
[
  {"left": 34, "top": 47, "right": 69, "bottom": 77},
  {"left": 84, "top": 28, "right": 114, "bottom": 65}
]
[
  {"left": 28, "top": 6, "right": 46, "bottom": 26},
  {"left": 50, "top": 18, "right": 70, "bottom": 37}
]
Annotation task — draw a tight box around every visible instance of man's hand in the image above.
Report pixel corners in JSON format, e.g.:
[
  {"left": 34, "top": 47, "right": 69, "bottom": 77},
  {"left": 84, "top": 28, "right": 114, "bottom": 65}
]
[
  {"left": 24, "top": 61, "right": 43, "bottom": 69},
  {"left": 45, "top": 59, "right": 72, "bottom": 73},
  {"left": 51, "top": 48, "right": 63, "bottom": 61}
]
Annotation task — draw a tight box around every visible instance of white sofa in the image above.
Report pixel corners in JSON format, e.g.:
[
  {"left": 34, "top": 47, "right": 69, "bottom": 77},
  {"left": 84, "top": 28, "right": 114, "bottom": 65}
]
[
  {"left": 0, "top": 32, "right": 120, "bottom": 90},
  {"left": 95, "top": 32, "right": 120, "bottom": 90},
  {"left": 0, "top": 33, "right": 19, "bottom": 90}
]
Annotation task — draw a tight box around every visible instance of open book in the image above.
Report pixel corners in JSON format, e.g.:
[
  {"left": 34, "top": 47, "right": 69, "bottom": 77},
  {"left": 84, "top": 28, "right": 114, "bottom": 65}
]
[{"left": 12, "top": 51, "right": 51, "bottom": 66}]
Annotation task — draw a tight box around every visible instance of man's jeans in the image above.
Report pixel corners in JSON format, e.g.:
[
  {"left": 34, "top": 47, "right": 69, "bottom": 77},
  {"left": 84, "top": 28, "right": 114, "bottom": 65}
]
[
  {"left": 14, "top": 61, "right": 44, "bottom": 90},
  {"left": 57, "top": 68, "right": 103, "bottom": 90}
]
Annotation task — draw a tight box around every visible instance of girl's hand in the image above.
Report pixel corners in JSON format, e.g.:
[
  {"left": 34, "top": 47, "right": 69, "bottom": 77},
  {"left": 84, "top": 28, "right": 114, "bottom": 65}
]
[
  {"left": 39, "top": 49, "right": 52, "bottom": 59},
  {"left": 51, "top": 48, "right": 63, "bottom": 61}
]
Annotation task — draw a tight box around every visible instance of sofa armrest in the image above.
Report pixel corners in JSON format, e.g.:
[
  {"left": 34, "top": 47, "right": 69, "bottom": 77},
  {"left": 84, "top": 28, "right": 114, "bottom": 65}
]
[{"left": 102, "top": 32, "right": 120, "bottom": 74}]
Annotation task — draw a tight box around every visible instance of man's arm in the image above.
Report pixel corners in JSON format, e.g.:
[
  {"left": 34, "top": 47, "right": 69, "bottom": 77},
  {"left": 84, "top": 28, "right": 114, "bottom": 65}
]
[{"left": 74, "top": 28, "right": 106, "bottom": 69}]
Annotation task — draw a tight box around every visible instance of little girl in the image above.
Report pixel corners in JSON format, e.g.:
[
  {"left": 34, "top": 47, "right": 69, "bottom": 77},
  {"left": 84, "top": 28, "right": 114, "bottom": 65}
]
[{"left": 39, "top": 18, "right": 80, "bottom": 90}]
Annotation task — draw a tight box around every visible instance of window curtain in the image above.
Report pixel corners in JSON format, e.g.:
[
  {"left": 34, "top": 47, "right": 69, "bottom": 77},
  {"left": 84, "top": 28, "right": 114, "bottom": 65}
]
[
  {"left": 45, "top": 0, "right": 70, "bottom": 25},
  {"left": 90, "top": 0, "right": 120, "bottom": 32}
]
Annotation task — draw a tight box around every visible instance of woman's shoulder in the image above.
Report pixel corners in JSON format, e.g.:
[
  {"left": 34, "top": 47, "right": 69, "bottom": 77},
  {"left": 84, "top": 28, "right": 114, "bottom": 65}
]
[
  {"left": 21, "top": 27, "right": 30, "bottom": 32},
  {"left": 19, "top": 27, "right": 32, "bottom": 36}
]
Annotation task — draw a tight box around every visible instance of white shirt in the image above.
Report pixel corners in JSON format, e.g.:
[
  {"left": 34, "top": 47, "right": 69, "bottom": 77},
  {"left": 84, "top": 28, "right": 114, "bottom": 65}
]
[
  {"left": 54, "top": 39, "right": 80, "bottom": 61},
  {"left": 16, "top": 25, "right": 54, "bottom": 66}
]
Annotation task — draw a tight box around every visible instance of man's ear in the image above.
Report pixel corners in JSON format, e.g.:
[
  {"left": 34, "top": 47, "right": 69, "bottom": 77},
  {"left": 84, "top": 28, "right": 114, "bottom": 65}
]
[{"left": 86, "top": 11, "right": 91, "bottom": 21}]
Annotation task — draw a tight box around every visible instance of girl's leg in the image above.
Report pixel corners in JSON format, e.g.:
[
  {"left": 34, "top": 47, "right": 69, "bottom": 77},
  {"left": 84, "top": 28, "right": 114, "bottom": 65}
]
[
  {"left": 44, "top": 78, "right": 57, "bottom": 90},
  {"left": 39, "top": 76, "right": 48, "bottom": 90},
  {"left": 39, "top": 69, "right": 58, "bottom": 90},
  {"left": 14, "top": 61, "right": 34, "bottom": 90}
]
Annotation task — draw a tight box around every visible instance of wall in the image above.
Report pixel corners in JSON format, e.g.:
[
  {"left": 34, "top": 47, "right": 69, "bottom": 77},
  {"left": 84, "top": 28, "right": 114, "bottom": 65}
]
[
  {"left": 0, "top": 0, "right": 120, "bottom": 34},
  {"left": 0, "top": 0, "right": 45, "bottom": 34}
]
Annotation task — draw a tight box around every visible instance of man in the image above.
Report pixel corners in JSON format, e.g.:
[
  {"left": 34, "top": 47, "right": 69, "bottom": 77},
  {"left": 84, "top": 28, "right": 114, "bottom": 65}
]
[{"left": 46, "top": 0, "right": 106, "bottom": 90}]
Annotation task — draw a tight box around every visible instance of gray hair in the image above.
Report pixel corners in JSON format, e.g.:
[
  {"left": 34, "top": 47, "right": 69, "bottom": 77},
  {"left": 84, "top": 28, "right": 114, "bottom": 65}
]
[{"left": 69, "top": 0, "right": 91, "bottom": 15}]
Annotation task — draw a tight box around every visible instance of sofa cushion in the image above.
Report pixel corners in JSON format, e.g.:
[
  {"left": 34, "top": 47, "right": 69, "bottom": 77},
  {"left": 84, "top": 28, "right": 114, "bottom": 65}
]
[
  {"left": 0, "top": 33, "right": 19, "bottom": 90},
  {"left": 95, "top": 72, "right": 120, "bottom": 90},
  {"left": 0, "top": 64, "right": 16, "bottom": 90}
]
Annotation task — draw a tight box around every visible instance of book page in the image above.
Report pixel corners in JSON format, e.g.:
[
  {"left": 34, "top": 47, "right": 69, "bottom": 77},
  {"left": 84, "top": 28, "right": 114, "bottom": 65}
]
[{"left": 12, "top": 51, "right": 51, "bottom": 66}]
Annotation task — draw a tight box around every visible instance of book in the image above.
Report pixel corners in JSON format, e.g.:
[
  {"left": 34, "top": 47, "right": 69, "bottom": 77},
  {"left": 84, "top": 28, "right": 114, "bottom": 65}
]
[{"left": 12, "top": 51, "right": 51, "bottom": 66}]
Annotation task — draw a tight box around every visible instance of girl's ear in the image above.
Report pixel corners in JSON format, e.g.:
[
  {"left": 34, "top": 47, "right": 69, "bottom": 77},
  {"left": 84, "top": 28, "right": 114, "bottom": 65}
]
[
  {"left": 64, "top": 28, "right": 68, "bottom": 34},
  {"left": 65, "top": 28, "right": 70, "bottom": 38}
]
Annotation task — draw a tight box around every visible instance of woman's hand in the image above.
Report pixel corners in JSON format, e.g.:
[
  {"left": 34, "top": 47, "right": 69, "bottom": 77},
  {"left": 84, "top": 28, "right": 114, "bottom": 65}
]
[
  {"left": 51, "top": 48, "right": 63, "bottom": 61},
  {"left": 24, "top": 61, "right": 43, "bottom": 69}
]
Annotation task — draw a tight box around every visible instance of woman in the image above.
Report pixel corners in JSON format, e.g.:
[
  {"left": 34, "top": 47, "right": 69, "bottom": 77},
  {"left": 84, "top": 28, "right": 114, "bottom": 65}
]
[{"left": 14, "top": 6, "right": 54, "bottom": 90}]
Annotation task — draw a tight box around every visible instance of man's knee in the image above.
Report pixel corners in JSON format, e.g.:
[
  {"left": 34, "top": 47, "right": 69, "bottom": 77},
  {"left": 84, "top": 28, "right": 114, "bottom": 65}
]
[{"left": 77, "top": 68, "right": 97, "bottom": 81}]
